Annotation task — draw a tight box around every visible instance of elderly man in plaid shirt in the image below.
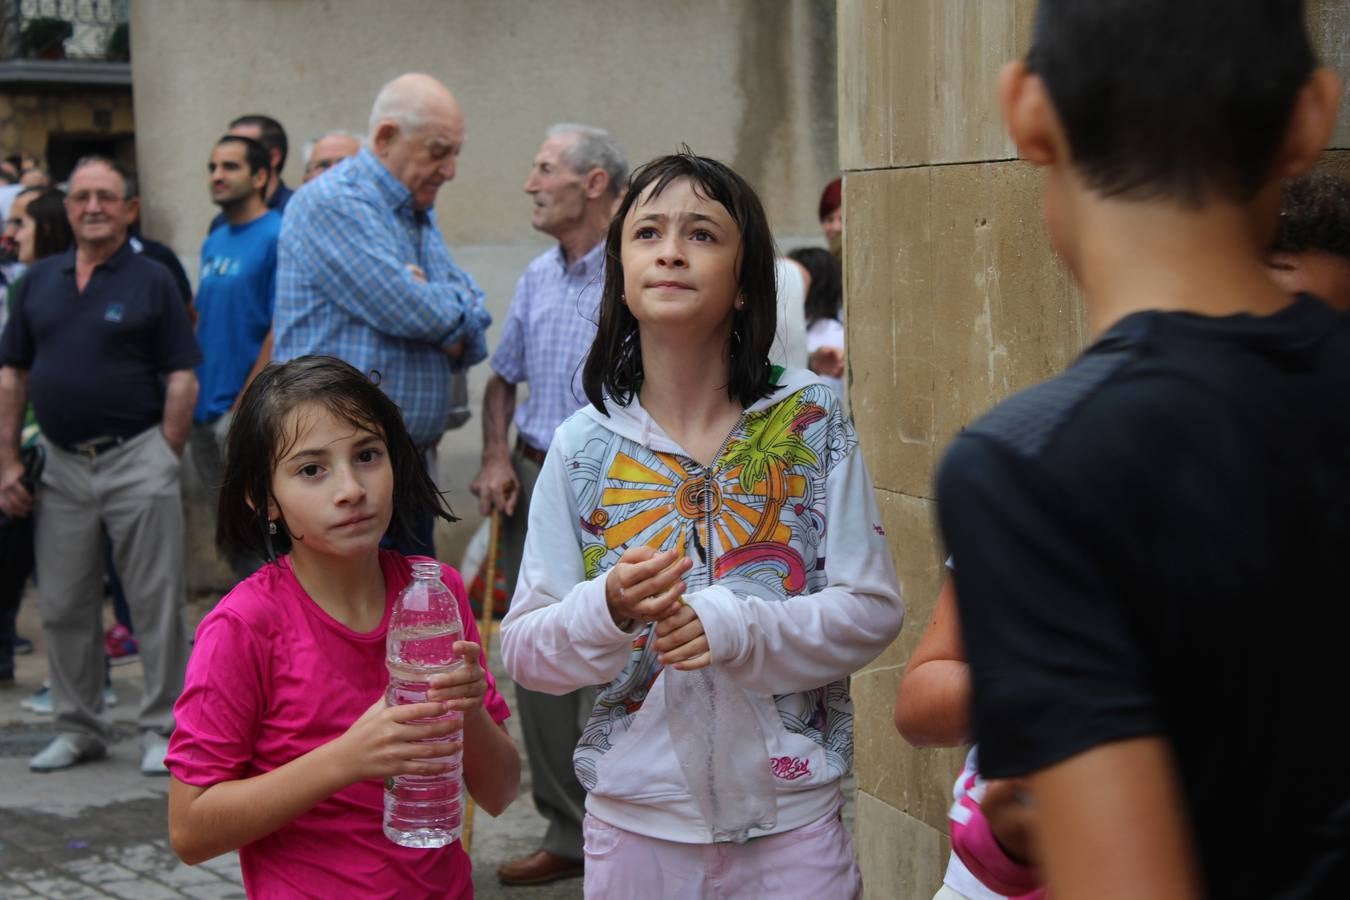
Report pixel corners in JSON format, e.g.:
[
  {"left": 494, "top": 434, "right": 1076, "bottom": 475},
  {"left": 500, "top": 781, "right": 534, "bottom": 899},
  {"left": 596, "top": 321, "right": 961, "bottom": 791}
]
[
  {"left": 273, "top": 73, "right": 490, "bottom": 557},
  {"left": 470, "top": 123, "right": 626, "bottom": 887}
]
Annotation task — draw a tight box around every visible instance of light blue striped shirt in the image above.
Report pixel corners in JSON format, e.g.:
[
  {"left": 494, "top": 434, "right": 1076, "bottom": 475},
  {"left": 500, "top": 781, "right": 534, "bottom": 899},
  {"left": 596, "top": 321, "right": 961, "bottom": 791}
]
[
  {"left": 491, "top": 241, "right": 604, "bottom": 452},
  {"left": 273, "top": 148, "right": 490, "bottom": 446}
]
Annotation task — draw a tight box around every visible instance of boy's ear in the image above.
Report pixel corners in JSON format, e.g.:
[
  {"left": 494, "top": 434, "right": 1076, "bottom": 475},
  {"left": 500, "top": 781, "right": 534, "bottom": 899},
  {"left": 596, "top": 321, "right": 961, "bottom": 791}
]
[
  {"left": 999, "top": 60, "right": 1065, "bottom": 168},
  {"left": 1272, "top": 67, "right": 1344, "bottom": 181}
]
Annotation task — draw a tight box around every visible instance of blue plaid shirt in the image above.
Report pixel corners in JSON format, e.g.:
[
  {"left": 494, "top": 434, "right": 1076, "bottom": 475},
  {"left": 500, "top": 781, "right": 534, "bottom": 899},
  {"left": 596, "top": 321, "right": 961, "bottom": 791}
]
[
  {"left": 273, "top": 148, "right": 491, "bottom": 446},
  {"left": 491, "top": 241, "right": 604, "bottom": 452}
]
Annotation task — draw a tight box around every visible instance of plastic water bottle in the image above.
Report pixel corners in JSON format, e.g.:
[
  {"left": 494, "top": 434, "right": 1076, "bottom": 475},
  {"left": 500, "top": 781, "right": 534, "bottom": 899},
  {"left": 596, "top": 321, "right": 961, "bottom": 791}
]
[{"left": 383, "top": 561, "right": 464, "bottom": 848}]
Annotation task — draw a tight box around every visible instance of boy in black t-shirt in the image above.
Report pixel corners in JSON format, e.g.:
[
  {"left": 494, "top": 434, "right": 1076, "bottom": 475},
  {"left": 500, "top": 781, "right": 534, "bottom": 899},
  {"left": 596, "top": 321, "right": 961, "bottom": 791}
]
[{"left": 937, "top": 2, "right": 1347, "bottom": 898}]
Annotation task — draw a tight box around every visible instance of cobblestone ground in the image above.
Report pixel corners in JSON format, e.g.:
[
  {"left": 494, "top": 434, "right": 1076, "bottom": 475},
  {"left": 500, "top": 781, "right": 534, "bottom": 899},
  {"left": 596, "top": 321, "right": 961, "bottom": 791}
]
[{"left": 1, "top": 588, "right": 854, "bottom": 899}]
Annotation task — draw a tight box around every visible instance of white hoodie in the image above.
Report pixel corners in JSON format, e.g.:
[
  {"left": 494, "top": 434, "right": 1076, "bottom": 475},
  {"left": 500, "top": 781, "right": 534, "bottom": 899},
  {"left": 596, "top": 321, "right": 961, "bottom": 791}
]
[{"left": 500, "top": 367, "right": 904, "bottom": 843}]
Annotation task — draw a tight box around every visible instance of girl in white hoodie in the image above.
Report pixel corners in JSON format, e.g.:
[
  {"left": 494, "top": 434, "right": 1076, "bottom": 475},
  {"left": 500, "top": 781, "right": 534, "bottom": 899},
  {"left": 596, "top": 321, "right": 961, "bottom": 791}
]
[{"left": 500, "top": 152, "right": 904, "bottom": 899}]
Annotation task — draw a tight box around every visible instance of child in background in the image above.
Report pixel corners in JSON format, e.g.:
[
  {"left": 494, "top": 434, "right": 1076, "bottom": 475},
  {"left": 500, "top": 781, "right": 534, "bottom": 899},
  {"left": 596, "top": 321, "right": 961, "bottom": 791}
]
[
  {"left": 789, "top": 246, "right": 846, "bottom": 399},
  {"left": 895, "top": 566, "right": 1043, "bottom": 900},
  {"left": 937, "top": 2, "right": 1346, "bottom": 897},
  {"left": 500, "top": 152, "right": 903, "bottom": 898},
  {"left": 166, "top": 355, "right": 520, "bottom": 898},
  {"left": 1267, "top": 169, "right": 1350, "bottom": 310}
]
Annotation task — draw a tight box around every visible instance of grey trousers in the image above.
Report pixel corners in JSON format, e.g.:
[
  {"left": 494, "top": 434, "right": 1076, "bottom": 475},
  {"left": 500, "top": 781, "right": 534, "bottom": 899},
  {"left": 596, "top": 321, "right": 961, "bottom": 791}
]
[
  {"left": 503, "top": 448, "right": 595, "bottom": 861},
  {"left": 36, "top": 427, "right": 189, "bottom": 743}
]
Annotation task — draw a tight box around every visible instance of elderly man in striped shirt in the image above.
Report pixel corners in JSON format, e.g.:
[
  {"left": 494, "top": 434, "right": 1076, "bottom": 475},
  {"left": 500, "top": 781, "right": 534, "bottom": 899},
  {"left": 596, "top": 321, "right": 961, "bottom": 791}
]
[
  {"left": 470, "top": 124, "right": 626, "bottom": 886},
  {"left": 273, "top": 73, "right": 491, "bottom": 557}
]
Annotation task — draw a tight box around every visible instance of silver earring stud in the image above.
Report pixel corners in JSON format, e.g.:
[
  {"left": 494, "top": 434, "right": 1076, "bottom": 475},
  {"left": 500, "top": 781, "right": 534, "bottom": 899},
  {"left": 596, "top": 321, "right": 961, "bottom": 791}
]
[{"left": 268, "top": 521, "right": 277, "bottom": 535}]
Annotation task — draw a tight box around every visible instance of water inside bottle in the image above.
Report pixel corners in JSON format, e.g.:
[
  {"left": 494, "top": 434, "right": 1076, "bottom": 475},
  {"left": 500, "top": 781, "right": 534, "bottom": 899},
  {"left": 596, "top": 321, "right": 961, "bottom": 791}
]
[{"left": 384, "top": 621, "right": 465, "bottom": 848}]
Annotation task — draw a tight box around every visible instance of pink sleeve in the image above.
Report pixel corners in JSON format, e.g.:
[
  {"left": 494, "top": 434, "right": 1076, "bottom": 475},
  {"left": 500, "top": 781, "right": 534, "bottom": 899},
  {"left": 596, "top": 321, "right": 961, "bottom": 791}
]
[
  {"left": 442, "top": 563, "right": 511, "bottom": 725},
  {"left": 165, "top": 609, "right": 268, "bottom": 786}
]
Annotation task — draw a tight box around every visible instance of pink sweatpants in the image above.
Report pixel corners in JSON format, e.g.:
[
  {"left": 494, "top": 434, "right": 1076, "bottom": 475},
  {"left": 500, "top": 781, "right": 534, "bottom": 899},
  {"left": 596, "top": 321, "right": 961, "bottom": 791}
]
[{"left": 582, "top": 805, "right": 863, "bottom": 899}]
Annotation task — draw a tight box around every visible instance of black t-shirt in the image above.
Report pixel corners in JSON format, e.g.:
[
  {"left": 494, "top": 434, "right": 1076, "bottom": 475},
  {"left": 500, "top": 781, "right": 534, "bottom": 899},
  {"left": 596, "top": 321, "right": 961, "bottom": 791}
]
[
  {"left": 131, "top": 233, "right": 193, "bottom": 305},
  {"left": 938, "top": 296, "right": 1350, "bottom": 898},
  {"left": 0, "top": 241, "right": 202, "bottom": 447}
]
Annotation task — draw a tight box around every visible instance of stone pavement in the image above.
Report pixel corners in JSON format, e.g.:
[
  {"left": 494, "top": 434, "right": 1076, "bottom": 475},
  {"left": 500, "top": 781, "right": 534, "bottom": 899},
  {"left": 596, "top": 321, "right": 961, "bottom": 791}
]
[{"left": 0, "top": 590, "right": 582, "bottom": 899}]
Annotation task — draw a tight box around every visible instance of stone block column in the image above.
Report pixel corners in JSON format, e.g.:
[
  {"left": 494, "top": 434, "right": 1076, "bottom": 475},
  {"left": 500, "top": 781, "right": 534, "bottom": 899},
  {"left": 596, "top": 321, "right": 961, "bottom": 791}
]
[{"left": 840, "top": 2, "right": 1348, "bottom": 897}]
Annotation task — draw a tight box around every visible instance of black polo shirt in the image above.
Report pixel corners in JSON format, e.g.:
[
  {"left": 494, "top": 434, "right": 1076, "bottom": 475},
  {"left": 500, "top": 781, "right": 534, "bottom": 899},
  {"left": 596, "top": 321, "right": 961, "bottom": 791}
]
[{"left": 0, "top": 240, "right": 201, "bottom": 448}]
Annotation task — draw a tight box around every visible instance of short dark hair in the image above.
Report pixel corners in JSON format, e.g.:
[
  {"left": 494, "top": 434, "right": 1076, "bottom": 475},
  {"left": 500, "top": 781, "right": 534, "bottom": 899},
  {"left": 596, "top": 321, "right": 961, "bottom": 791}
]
[
  {"left": 229, "top": 114, "right": 289, "bottom": 170},
  {"left": 1027, "top": 0, "right": 1317, "bottom": 206},
  {"left": 217, "top": 356, "right": 456, "bottom": 562},
  {"left": 582, "top": 150, "right": 779, "bottom": 415},
  {"left": 70, "top": 155, "right": 137, "bottom": 200},
  {"left": 1271, "top": 170, "right": 1350, "bottom": 261},
  {"left": 789, "top": 247, "right": 841, "bottom": 326},
  {"left": 25, "top": 188, "right": 73, "bottom": 259},
  {"left": 216, "top": 134, "right": 272, "bottom": 182}
]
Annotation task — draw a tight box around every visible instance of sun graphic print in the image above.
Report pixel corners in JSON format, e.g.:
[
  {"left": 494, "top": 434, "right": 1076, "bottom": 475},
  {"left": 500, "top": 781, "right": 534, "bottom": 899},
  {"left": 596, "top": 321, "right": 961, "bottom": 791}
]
[{"left": 586, "top": 444, "right": 810, "bottom": 571}]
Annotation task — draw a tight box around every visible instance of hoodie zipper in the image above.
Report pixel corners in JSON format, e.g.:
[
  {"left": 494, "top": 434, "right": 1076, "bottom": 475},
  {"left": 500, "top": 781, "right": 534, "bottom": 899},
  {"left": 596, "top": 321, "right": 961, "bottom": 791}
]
[{"left": 693, "top": 414, "right": 744, "bottom": 587}]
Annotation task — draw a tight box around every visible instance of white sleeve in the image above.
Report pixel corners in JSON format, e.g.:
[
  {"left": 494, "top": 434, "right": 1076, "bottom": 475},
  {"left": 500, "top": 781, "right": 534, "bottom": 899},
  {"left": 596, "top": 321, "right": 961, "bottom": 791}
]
[
  {"left": 687, "top": 442, "right": 904, "bottom": 695},
  {"left": 499, "top": 436, "right": 639, "bottom": 695}
]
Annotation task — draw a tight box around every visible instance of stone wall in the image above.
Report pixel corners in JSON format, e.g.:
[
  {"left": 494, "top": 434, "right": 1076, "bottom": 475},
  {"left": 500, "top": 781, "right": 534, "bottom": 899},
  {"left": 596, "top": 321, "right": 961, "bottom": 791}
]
[{"left": 841, "top": 1, "right": 1350, "bottom": 896}]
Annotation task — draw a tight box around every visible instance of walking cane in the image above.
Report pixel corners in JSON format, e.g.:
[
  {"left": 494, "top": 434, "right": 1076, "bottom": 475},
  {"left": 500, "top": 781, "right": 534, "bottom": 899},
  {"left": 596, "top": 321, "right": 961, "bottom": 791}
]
[{"left": 461, "top": 509, "right": 502, "bottom": 854}]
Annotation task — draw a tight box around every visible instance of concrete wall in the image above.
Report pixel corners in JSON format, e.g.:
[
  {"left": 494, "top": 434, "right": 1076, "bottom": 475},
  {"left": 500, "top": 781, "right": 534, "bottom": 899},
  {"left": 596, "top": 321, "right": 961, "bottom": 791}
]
[
  {"left": 842, "top": 1, "right": 1350, "bottom": 897},
  {"left": 128, "top": 0, "right": 838, "bottom": 586},
  {"left": 130, "top": 0, "right": 835, "bottom": 252}
]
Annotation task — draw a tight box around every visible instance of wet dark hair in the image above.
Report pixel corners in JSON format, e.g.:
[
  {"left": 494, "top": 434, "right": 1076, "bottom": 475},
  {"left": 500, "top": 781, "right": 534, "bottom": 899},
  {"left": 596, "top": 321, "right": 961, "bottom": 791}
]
[
  {"left": 215, "top": 134, "right": 272, "bottom": 182},
  {"left": 789, "top": 247, "right": 841, "bottom": 326},
  {"left": 217, "top": 355, "right": 456, "bottom": 562},
  {"left": 24, "top": 188, "right": 73, "bottom": 259},
  {"left": 1271, "top": 170, "right": 1350, "bottom": 261},
  {"left": 582, "top": 150, "right": 778, "bottom": 414},
  {"left": 1027, "top": 0, "right": 1317, "bottom": 206}
]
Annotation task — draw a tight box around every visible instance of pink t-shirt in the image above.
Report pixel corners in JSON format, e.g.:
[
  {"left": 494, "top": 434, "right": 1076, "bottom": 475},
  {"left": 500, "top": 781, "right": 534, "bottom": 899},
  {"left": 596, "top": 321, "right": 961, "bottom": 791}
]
[{"left": 167, "top": 551, "right": 510, "bottom": 899}]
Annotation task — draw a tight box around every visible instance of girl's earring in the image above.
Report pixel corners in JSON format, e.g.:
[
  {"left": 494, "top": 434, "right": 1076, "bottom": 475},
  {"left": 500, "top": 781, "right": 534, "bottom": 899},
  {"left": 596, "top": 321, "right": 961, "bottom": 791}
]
[
  {"left": 735, "top": 295, "right": 745, "bottom": 310},
  {"left": 268, "top": 521, "right": 278, "bottom": 535}
]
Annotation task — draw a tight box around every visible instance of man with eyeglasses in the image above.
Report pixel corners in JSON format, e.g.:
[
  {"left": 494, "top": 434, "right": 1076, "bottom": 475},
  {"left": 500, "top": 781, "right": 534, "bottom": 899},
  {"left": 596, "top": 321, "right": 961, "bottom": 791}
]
[
  {"left": 274, "top": 73, "right": 491, "bottom": 558},
  {"left": 0, "top": 156, "right": 200, "bottom": 777},
  {"left": 302, "top": 131, "right": 362, "bottom": 184}
]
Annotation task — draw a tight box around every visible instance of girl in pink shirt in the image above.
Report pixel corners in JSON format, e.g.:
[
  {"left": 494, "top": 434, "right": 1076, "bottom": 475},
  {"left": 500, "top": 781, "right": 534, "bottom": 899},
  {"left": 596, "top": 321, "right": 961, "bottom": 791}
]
[{"left": 166, "top": 356, "right": 520, "bottom": 899}]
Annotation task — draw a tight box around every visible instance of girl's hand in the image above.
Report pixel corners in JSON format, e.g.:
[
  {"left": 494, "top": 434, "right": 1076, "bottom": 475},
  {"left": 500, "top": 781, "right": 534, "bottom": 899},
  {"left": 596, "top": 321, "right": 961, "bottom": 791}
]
[
  {"left": 333, "top": 698, "right": 462, "bottom": 783},
  {"left": 604, "top": 546, "right": 691, "bottom": 628},
  {"left": 427, "top": 642, "right": 487, "bottom": 714},
  {"left": 654, "top": 601, "right": 711, "bottom": 670}
]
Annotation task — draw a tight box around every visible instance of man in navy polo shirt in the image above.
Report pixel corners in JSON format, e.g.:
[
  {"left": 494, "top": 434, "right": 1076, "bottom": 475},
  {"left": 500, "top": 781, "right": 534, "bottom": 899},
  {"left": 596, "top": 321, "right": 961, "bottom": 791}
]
[
  {"left": 0, "top": 156, "right": 201, "bottom": 776},
  {"left": 191, "top": 135, "right": 280, "bottom": 577}
]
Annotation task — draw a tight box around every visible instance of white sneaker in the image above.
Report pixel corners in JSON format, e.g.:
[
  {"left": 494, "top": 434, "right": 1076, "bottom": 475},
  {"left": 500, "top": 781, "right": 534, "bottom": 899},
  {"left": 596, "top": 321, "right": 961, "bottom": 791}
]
[
  {"left": 30, "top": 734, "right": 107, "bottom": 772},
  {"left": 20, "top": 682, "right": 117, "bottom": 715},
  {"left": 140, "top": 733, "right": 171, "bottom": 776}
]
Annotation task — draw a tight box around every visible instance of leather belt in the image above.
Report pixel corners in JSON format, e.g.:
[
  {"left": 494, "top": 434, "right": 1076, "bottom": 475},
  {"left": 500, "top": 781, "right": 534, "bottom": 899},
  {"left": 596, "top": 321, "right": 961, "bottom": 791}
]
[
  {"left": 61, "top": 434, "right": 127, "bottom": 459},
  {"left": 515, "top": 437, "right": 547, "bottom": 466}
]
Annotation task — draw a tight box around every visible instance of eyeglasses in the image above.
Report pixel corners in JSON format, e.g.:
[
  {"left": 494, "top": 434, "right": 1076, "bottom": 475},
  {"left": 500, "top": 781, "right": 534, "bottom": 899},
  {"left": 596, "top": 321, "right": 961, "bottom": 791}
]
[
  {"left": 305, "top": 158, "right": 342, "bottom": 176},
  {"left": 65, "top": 190, "right": 127, "bottom": 207}
]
